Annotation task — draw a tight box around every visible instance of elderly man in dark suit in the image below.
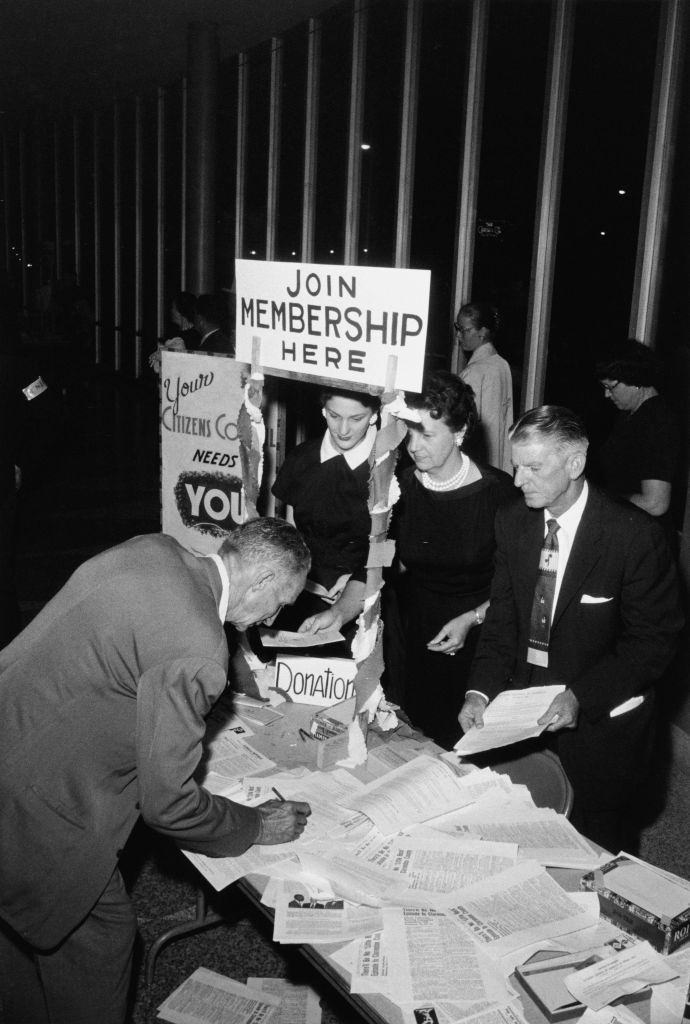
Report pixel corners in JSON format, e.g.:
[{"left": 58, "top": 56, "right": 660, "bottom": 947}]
[
  {"left": 0, "top": 517, "right": 312, "bottom": 1024},
  {"left": 459, "top": 405, "right": 683, "bottom": 853}
]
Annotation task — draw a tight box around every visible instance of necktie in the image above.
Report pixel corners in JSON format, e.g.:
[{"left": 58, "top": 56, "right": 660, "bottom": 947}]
[{"left": 527, "top": 518, "right": 559, "bottom": 667}]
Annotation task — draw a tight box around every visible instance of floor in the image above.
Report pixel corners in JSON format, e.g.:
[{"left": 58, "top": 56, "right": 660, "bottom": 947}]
[{"left": 9, "top": 349, "right": 690, "bottom": 1024}]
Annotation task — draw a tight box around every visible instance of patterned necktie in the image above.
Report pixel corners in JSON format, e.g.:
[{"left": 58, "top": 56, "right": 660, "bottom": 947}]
[{"left": 527, "top": 518, "right": 560, "bottom": 667}]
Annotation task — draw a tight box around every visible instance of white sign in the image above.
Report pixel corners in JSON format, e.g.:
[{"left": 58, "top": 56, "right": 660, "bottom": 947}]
[
  {"left": 160, "top": 351, "right": 246, "bottom": 554},
  {"left": 274, "top": 656, "right": 357, "bottom": 707},
  {"left": 235, "top": 259, "right": 430, "bottom": 392}
]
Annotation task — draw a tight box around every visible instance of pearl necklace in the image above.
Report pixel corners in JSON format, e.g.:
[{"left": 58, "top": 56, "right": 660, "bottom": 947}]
[{"left": 420, "top": 453, "right": 469, "bottom": 492}]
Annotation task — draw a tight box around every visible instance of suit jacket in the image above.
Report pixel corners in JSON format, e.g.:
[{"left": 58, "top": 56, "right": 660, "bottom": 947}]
[
  {"left": 0, "top": 534, "right": 260, "bottom": 950},
  {"left": 469, "top": 485, "right": 683, "bottom": 808}
]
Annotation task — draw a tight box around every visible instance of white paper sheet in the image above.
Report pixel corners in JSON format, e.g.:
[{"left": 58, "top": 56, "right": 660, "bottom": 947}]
[
  {"left": 564, "top": 941, "right": 679, "bottom": 1010},
  {"left": 245, "top": 977, "right": 322, "bottom": 1024},
  {"left": 344, "top": 755, "right": 476, "bottom": 835},
  {"left": 454, "top": 686, "right": 565, "bottom": 756},
  {"left": 157, "top": 967, "right": 280, "bottom": 1024},
  {"left": 438, "top": 861, "right": 599, "bottom": 959},
  {"left": 272, "top": 880, "right": 382, "bottom": 944},
  {"left": 259, "top": 627, "right": 345, "bottom": 648}
]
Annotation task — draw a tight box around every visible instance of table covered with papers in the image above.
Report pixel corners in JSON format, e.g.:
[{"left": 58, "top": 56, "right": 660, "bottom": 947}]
[{"left": 174, "top": 696, "right": 689, "bottom": 1024}]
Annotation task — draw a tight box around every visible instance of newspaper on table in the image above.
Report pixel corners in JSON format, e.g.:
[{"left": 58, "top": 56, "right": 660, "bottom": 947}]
[
  {"left": 343, "top": 754, "right": 477, "bottom": 835},
  {"left": 384, "top": 835, "right": 519, "bottom": 896},
  {"left": 436, "top": 860, "right": 600, "bottom": 961},
  {"left": 272, "top": 879, "right": 383, "bottom": 944},
  {"left": 429, "top": 804, "right": 602, "bottom": 869},
  {"left": 377, "top": 905, "right": 514, "bottom": 1005},
  {"left": 157, "top": 967, "right": 280, "bottom": 1024},
  {"left": 454, "top": 686, "right": 565, "bottom": 756}
]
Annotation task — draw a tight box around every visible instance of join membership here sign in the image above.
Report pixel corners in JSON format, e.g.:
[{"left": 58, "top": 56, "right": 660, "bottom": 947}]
[
  {"left": 235, "top": 259, "right": 431, "bottom": 392},
  {"left": 161, "top": 351, "right": 246, "bottom": 554}
]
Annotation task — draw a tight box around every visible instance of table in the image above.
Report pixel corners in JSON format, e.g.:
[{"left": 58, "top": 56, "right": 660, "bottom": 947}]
[{"left": 146, "top": 700, "right": 652, "bottom": 1024}]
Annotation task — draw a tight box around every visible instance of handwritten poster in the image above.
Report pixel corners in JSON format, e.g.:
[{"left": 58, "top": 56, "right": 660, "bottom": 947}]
[
  {"left": 161, "top": 351, "right": 246, "bottom": 554},
  {"left": 274, "top": 656, "right": 357, "bottom": 707},
  {"left": 235, "top": 259, "right": 430, "bottom": 392}
]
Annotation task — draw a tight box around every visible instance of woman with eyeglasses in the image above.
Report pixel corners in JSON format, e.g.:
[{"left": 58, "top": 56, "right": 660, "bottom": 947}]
[
  {"left": 595, "top": 338, "right": 678, "bottom": 544},
  {"left": 455, "top": 301, "right": 514, "bottom": 473}
]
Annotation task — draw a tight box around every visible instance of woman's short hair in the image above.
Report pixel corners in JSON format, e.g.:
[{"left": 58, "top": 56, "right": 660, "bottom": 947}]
[
  {"left": 318, "top": 387, "right": 381, "bottom": 413},
  {"left": 173, "top": 291, "right": 197, "bottom": 323},
  {"left": 457, "top": 300, "right": 500, "bottom": 335},
  {"left": 405, "top": 370, "right": 478, "bottom": 435},
  {"left": 219, "top": 517, "right": 311, "bottom": 579},
  {"left": 595, "top": 338, "right": 660, "bottom": 389}
]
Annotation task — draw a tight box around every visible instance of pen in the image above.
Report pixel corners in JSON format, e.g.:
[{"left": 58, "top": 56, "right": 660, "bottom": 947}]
[{"left": 272, "top": 787, "right": 285, "bottom": 801}]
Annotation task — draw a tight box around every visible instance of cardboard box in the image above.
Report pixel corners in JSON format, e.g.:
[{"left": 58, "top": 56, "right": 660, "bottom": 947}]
[
  {"left": 580, "top": 855, "right": 690, "bottom": 954},
  {"left": 515, "top": 954, "right": 595, "bottom": 1021}
]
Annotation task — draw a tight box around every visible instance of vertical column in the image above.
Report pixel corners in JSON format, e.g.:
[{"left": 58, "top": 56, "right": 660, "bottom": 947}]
[
  {"left": 19, "top": 131, "right": 28, "bottom": 312},
  {"left": 265, "top": 37, "right": 283, "bottom": 261},
  {"left": 73, "top": 116, "right": 81, "bottom": 282},
  {"left": 186, "top": 22, "right": 218, "bottom": 295},
  {"left": 301, "top": 19, "right": 321, "bottom": 263},
  {"left": 180, "top": 77, "right": 188, "bottom": 290},
  {"left": 93, "top": 112, "right": 102, "bottom": 363},
  {"left": 451, "top": 0, "right": 490, "bottom": 373},
  {"left": 54, "top": 122, "right": 63, "bottom": 281},
  {"left": 394, "top": 0, "right": 422, "bottom": 269},
  {"left": 134, "top": 96, "right": 143, "bottom": 377},
  {"left": 113, "top": 103, "right": 122, "bottom": 370},
  {"left": 235, "top": 53, "right": 249, "bottom": 260},
  {"left": 521, "top": 0, "right": 575, "bottom": 410},
  {"left": 629, "top": 0, "right": 686, "bottom": 344},
  {"left": 157, "top": 87, "right": 166, "bottom": 340},
  {"left": 343, "top": 0, "right": 368, "bottom": 266}
]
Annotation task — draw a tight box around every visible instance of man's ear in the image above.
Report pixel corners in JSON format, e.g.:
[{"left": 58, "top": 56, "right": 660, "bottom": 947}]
[
  {"left": 567, "top": 451, "right": 586, "bottom": 480},
  {"left": 249, "top": 568, "right": 275, "bottom": 592}
]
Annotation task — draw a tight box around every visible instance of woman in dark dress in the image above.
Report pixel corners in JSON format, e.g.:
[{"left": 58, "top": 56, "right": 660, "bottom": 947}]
[
  {"left": 392, "top": 371, "right": 514, "bottom": 749},
  {"left": 595, "top": 339, "right": 678, "bottom": 546},
  {"left": 271, "top": 388, "right": 380, "bottom": 640}
]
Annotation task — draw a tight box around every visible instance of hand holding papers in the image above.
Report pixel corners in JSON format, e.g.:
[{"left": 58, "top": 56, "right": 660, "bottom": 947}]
[
  {"left": 259, "top": 627, "right": 345, "bottom": 648},
  {"left": 455, "top": 686, "right": 566, "bottom": 756}
]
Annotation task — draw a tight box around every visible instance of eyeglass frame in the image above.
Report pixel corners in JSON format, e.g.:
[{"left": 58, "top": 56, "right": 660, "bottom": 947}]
[
  {"left": 601, "top": 380, "right": 620, "bottom": 394},
  {"left": 454, "top": 320, "right": 474, "bottom": 334}
]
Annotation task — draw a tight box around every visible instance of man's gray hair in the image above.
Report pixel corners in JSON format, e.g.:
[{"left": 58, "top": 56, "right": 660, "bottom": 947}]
[
  {"left": 218, "top": 517, "right": 311, "bottom": 579},
  {"left": 509, "top": 405, "right": 588, "bottom": 454}
]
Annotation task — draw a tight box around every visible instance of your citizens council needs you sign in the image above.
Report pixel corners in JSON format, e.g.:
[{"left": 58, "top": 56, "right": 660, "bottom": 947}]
[{"left": 235, "top": 259, "right": 430, "bottom": 392}]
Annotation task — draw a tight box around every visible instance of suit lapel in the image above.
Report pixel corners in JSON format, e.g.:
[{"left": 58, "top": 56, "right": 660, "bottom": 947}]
[
  {"left": 552, "top": 486, "right": 603, "bottom": 628},
  {"left": 516, "top": 507, "right": 545, "bottom": 607}
]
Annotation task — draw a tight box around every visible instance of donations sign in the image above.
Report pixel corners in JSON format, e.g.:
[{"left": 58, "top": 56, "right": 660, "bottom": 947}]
[
  {"left": 274, "top": 656, "right": 357, "bottom": 707},
  {"left": 235, "top": 259, "right": 430, "bottom": 392},
  {"left": 161, "top": 350, "right": 245, "bottom": 554}
]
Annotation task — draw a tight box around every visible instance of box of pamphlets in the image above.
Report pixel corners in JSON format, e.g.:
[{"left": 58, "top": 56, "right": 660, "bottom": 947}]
[{"left": 581, "top": 854, "right": 690, "bottom": 954}]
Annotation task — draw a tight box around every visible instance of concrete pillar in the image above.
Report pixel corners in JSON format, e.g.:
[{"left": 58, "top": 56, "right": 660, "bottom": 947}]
[{"left": 186, "top": 22, "right": 218, "bottom": 295}]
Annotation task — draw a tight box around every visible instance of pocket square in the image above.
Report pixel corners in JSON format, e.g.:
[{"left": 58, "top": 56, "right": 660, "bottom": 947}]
[{"left": 580, "top": 594, "right": 613, "bottom": 604}]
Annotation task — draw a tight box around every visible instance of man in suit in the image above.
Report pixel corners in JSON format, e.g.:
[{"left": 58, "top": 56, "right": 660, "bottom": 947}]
[
  {"left": 193, "top": 292, "right": 235, "bottom": 356},
  {"left": 0, "top": 517, "right": 312, "bottom": 1024},
  {"left": 459, "top": 405, "right": 682, "bottom": 853}
]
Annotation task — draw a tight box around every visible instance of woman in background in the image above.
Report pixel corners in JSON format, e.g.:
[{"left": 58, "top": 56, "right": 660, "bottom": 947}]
[
  {"left": 456, "top": 301, "right": 513, "bottom": 473},
  {"left": 271, "top": 387, "right": 380, "bottom": 640},
  {"left": 595, "top": 338, "right": 678, "bottom": 545},
  {"left": 391, "top": 371, "right": 513, "bottom": 749}
]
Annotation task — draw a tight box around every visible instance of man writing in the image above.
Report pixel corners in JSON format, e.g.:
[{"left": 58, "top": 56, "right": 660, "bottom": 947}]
[
  {"left": 0, "top": 517, "right": 311, "bottom": 1023},
  {"left": 459, "top": 406, "right": 682, "bottom": 852}
]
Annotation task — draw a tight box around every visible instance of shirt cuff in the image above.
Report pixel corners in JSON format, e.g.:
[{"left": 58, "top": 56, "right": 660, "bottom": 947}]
[{"left": 465, "top": 689, "right": 490, "bottom": 704}]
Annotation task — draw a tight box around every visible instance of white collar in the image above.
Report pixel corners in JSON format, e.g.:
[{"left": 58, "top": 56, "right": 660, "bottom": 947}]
[
  {"left": 545, "top": 479, "right": 589, "bottom": 534},
  {"left": 320, "top": 424, "right": 376, "bottom": 469},
  {"left": 466, "top": 341, "right": 498, "bottom": 364},
  {"left": 203, "top": 553, "right": 230, "bottom": 622}
]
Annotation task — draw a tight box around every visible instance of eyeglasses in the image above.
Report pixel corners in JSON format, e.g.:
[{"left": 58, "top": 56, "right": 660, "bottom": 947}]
[
  {"left": 454, "top": 322, "right": 473, "bottom": 334},
  {"left": 601, "top": 381, "right": 620, "bottom": 394}
]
